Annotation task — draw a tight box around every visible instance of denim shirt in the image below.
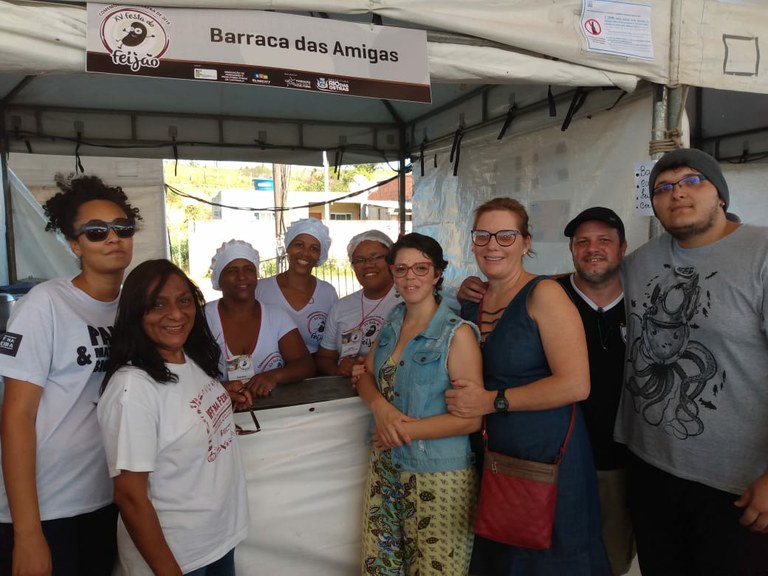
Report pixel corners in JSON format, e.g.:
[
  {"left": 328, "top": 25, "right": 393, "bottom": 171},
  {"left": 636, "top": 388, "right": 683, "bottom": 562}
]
[{"left": 372, "top": 300, "right": 479, "bottom": 473}]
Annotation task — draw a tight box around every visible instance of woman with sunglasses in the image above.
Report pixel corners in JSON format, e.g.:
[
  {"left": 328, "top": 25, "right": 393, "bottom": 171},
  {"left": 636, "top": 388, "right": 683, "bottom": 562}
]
[
  {"left": 97, "top": 259, "right": 249, "bottom": 576},
  {"left": 254, "top": 218, "right": 337, "bottom": 355},
  {"left": 0, "top": 175, "right": 140, "bottom": 576},
  {"left": 355, "top": 232, "right": 483, "bottom": 575},
  {"left": 446, "top": 198, "right": 610, "bottom": 575},
  {"left": 205, "top": 240, "right": 315, "bottom": 398}
]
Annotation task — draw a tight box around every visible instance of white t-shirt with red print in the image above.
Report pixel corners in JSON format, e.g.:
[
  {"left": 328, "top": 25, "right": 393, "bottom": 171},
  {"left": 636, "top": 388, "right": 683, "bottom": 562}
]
[{"left": 97, "top": 358, "right": 248, "bottom": 574}]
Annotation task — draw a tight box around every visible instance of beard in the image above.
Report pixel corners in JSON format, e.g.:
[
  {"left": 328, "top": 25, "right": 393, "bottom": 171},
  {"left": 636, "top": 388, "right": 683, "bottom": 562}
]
[
  {"left": 575, "top": 260, "right": 621, "bottom": 286},
  {"left": 663, "top": 201, "right": 722, "bottom": 242}
]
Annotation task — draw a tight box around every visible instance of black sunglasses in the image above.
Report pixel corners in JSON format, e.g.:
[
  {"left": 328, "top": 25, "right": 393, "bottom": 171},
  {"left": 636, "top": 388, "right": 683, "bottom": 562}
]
[{"left": 75, "top": 218, "right": 136, "bottom": 242}]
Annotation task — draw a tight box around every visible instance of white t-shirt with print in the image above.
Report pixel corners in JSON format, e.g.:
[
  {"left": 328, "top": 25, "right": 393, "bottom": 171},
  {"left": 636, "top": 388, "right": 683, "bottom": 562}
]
[
  {"left": 0, "top": 277, "right": 116, "bottom": 522},
  {"left": 254, "top": 275, "right": 337, "bottom": 353},
  {"left": 320, "top": 286, "right": 400, "bottom": 359},
  {"left": 97, "top": 359, "right": 248, "bottom": 575},
  {"left": 204, "top": 299, "right": 298, "bottom": 382}
]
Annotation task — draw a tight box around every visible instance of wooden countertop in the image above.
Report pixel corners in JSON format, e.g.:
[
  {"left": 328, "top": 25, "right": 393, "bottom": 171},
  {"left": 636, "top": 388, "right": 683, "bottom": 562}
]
[{"left": 239, "top": 375, "right": 358, "bottom": 411}]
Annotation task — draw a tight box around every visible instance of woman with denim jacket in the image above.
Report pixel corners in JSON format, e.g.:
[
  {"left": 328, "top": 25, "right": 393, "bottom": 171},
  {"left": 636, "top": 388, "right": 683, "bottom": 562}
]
[{"left": 354, "top": 232, "right": 483, "bottom": 576}]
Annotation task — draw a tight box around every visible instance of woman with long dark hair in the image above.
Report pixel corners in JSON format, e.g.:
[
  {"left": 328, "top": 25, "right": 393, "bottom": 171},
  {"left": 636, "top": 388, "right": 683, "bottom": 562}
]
[
  {"left": 0, "top": 174, "right": 140, "bottom": 576},
  {"left": 98, "top": 259, "right": 248, "bottom": 576}
]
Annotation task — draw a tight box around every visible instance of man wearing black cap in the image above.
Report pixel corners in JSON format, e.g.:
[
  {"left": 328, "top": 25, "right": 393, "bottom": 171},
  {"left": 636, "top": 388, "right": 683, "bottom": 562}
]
[
  {"left": 616, "top": 148, "right": 768, "bottom": 575},
  {"left": 561, "top": 207, "right": 634, "bottom": 576}
]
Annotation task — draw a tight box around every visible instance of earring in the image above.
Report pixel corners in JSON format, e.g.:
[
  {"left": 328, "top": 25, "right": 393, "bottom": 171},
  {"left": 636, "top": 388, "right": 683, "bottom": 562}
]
[{"left": 394, "top": 289, "right": 400, "bottom": 297}]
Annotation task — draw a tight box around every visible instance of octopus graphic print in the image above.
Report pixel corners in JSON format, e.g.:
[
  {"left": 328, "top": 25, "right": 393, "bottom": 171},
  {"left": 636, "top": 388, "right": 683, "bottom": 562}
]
[{"left": 626, "top": 264, "right": 720, "bottom": 440}]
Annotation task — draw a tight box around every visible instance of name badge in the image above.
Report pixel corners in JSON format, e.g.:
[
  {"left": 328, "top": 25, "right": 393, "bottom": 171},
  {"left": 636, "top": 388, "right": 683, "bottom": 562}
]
[
  {"left": 227, "top": 354, "right": 255, "bottom": 383},
  {"left": 340, "top": 326, "right": 363, "bottom": 358}
]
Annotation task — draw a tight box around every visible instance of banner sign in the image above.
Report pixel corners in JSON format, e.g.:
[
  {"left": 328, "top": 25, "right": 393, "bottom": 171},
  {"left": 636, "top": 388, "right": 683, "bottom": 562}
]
[{"left": 86, "top": 4, "right": 431, "bottom": 103}]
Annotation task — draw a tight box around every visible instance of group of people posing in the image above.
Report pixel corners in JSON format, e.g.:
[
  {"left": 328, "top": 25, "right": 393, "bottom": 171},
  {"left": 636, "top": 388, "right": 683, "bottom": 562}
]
[{"left": 0, "top": 147, "right": 766, "bottom": 576}]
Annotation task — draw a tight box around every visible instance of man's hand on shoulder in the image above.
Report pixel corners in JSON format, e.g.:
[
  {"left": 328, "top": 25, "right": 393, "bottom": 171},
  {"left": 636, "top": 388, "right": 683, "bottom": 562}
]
[{"left": 457, "top": 276, "right": 487, "bottom": 303}]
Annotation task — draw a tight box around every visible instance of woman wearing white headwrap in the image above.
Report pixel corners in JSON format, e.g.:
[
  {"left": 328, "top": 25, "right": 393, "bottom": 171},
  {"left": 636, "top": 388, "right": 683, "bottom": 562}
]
[
  {"left": 205, "top": 239, "right": 315, "bottom": 397},
  {"left": 254, "top": 219, "right": 338, "bottom": 354},
  {"left": 316, "top": 230, "right": 399, "bottom": 377}
]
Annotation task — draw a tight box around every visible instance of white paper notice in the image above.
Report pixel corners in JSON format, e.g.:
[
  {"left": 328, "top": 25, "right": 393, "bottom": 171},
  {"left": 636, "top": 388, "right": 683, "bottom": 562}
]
[
  {"left": 581, "top": 0, "right": 654, "bottom": 60},
  {"left": 635, "top": 160, "right": 655, "bottom": 216}
]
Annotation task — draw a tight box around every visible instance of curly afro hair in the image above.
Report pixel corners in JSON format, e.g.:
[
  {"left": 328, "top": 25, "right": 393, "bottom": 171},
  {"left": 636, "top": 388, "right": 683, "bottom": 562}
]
[{"left": 43, "top": 174, "right": 142, "bottom": 240}]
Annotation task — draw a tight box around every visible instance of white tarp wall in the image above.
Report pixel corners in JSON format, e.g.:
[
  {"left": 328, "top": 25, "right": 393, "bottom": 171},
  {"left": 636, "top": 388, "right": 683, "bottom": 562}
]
[
  {"left": 232, "top": 397, "right": 370, "bottom": 576},
  {"left": 721, "top": 160, "right": 768, "bottom": 226},
  {"left": 414, "top": 89, "right": 655, "bottom": 287},
  {"left": 414, "top": 86, "right": 768, "bottom": 286}
]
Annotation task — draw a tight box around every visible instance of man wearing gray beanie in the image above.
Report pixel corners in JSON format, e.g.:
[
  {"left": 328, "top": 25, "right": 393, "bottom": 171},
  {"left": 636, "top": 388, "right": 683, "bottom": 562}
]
[{"left": 615, "top": 148, "right": 768, "bottom": 575}]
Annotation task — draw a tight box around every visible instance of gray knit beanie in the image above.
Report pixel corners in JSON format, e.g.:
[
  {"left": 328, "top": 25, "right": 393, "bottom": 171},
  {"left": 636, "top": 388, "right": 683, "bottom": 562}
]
[{"left": 649, "top": 148, "right": 729, "bottom": 211}]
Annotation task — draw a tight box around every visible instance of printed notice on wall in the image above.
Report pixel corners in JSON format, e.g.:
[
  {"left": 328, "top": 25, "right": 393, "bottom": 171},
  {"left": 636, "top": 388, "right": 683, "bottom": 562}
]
[
  {"left": 581, "top": 0, "right": 654, "bottom": 60},
  {"left": 635, "top": 160, "right": 655, "bottom": 216}
]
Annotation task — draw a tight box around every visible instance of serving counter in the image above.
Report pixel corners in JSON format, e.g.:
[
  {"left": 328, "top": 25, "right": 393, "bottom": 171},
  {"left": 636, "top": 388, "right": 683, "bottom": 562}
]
[{"left": 232, "top": 376, "right": 370, "bottom": 575}]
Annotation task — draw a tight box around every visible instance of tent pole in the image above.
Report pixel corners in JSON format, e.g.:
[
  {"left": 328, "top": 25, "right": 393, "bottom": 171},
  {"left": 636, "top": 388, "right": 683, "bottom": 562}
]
[
  {"left": 649, "top": 83, "right": 668, "bottom": 241},
  {"left": 650, "top": 83, "right": 689, "bottom": 240},
  {"left": 397, "top": 125, "right": 407, "bottom": 237},
  {"left": 0, "top": 112, "right": 16, "bottom": 284}
]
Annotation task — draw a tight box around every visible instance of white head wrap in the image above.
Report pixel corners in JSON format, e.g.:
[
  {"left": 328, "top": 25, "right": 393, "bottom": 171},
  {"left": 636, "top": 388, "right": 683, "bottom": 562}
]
[
  {"left": 346, "top": 229, "right": 393, "bottom": 258},
  {"left": 284, "top": 218, "right": 332, "bottom": 266},
  {"left": 210, "top": 239, "right": 260, "bottom": 290}
]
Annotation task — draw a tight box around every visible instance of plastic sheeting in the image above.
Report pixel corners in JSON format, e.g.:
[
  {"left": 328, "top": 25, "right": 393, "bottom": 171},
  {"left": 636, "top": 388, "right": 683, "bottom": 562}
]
[
  {"left": 7, "top": 170, "right": 79, "bottom": 282},
  {"left": 414, "top": 89, "right": 656, "bottom": 288},
  {"left": 6, "top": 154, "right": 171, "bottom": 283},
  {"left": 232, "top": 397, "right": 371, "bottom": 576}
]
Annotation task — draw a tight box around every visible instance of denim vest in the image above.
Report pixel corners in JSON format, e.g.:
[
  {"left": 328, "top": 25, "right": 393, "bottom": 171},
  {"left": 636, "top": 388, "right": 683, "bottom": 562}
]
[{"left": 373, "top": 300, "right": 479, "bottom": 473}]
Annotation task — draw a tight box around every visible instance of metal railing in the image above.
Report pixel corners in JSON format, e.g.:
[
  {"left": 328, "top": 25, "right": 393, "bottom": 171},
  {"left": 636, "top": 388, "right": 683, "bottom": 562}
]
[{"left": 259, "top": 256, "right": 360, "bottom": 298}]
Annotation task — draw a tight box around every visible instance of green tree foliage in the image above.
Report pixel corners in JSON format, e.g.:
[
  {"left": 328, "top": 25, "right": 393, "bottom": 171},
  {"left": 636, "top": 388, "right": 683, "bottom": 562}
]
[
  {"left": 162, "top": 160, "right": 395, "bottom": 273},
  {"left": 292, "top": 163, "right": 382, "bottom": 192}
]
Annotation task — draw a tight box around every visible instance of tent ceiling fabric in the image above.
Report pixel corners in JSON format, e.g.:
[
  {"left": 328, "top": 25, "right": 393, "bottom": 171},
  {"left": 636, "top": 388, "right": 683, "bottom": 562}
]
[{"left": 0, "top": 0, "right": 767, "bottom": 165}]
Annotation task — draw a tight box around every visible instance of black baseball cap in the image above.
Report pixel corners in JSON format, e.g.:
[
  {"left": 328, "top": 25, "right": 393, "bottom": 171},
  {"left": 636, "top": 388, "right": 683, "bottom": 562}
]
[{"left": 564, "top": 207, "right": 625, "bottom": 240}]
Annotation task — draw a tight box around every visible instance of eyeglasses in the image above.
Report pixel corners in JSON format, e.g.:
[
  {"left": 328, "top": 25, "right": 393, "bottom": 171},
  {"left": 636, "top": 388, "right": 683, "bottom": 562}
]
[
  {"left": 652, "top": 174, "right": 709, "bottom": 196},
  {"left": 235, "top": 407, "right": 261, "bottom": 435},
  {"left": 75, "top": 218, "right": 136, "bottom": 242},
  {"left": 350, "top": 253, "right": 387, "bottom": 266},
  {"left": 390, "top": 262, "right": 433, "bottom": 278},
  {"left": 471, "top": 229, "right": 520, "bottom": 247}
]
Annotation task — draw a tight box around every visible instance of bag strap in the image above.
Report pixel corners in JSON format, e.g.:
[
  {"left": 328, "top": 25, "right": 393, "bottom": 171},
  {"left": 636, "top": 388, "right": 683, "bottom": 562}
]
[
  {"left": 481, "top": 403, "right": 577, "bottom": 465},
  {"left": 554, "top": 403, "right": 577, "bottom": 464},
  {"left": 475, "top": 294, "right": 578, "bottom": 464}
]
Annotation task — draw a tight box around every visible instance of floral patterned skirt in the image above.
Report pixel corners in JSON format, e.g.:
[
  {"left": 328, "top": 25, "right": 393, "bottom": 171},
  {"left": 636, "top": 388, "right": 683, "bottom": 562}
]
[{"left": 361, "top": 447, "right": 478, "bottom": 576}]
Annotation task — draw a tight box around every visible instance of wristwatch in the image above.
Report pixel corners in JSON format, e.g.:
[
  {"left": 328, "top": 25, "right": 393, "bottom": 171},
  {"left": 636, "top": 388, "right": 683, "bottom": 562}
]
[{"left": 494, "top": 389, "right": 508, "bottom": 412}]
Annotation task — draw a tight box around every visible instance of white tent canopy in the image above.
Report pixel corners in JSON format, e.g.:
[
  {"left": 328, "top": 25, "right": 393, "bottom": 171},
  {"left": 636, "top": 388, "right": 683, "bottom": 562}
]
[
  {"left": 1, "top": 4, "right": 767, "bottom": 574},
  {"left": 1, "top": 0, "right": 767, "bottom": 166}
]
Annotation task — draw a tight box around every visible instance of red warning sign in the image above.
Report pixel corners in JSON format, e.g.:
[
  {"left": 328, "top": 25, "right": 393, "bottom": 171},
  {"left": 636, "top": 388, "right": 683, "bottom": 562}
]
[{"left": 584, "top": 19, "right": 602, "bottom": 36}]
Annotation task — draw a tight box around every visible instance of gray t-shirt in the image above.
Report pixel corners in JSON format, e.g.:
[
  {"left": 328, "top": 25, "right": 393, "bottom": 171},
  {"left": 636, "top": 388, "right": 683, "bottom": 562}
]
[{"left": 616, "top": 224, "right": 768, "bottom": 494}]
